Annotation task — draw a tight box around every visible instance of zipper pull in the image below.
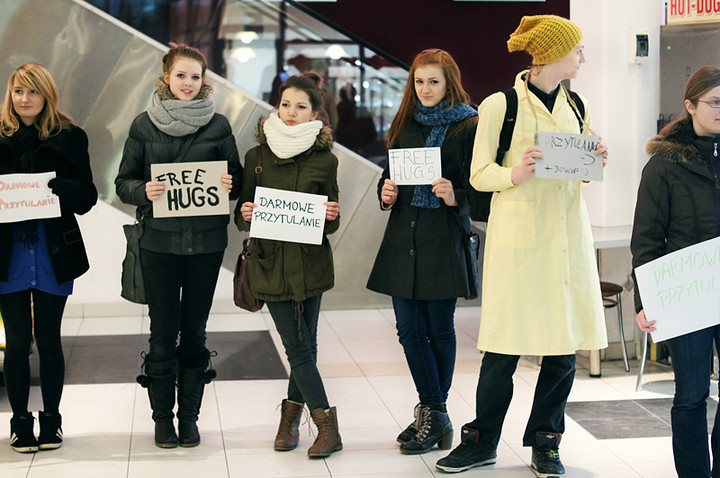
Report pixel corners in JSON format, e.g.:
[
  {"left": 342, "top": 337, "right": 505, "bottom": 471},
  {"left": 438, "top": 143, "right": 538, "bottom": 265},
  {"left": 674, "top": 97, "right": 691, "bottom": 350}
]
[{"left": 715, "top": 142, "right": 718, "bottom": 157}]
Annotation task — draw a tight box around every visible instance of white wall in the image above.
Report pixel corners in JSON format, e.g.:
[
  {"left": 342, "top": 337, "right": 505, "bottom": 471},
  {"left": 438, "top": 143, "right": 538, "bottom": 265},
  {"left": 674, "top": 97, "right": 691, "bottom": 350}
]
[{"left": 571, "top": 0, "right": 665, "bottom": 359}]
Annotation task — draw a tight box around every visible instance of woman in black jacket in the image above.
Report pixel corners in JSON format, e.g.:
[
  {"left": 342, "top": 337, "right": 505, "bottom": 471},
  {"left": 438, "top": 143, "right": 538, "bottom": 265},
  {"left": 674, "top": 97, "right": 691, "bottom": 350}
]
[
  {"left": 115, "top": 44, "right": 242, "bottom": 449},
  {"left": 631, "top": 66, "right": 720, "bottom": 478},
  {"left": 0, "top": 63, "right": 97, "bottom": 453},
  {"left": 366, "top": 49, "right": 477, "bottom": 455}
]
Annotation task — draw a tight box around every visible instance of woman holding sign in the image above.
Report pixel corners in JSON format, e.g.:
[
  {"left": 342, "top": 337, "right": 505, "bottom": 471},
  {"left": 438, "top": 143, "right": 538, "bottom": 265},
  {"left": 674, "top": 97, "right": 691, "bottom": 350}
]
[
  {"left": 366, "top": 49, "right": 478, "bottom": 455},
  {"left": 631, "top": 66, "right": 720, "bottom": 478},
  {"left": 115, "top": 44, "right": 242, "bottom": 449},
  {"left": 235, "top": 72, "right": 341, "bottom": 458},
  {"left": 0, "top": 63, "right": 97, "bottom": 452},
  {"left": 436, "top": 16, "right": 608, "bottom": 476}
]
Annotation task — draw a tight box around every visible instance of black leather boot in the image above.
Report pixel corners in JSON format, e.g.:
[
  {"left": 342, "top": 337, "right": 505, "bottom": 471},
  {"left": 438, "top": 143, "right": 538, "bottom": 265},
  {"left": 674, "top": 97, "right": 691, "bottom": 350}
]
[
  {"left": 177, "top": 349, "right": 216, "bottom": 448},
  {"left": 137, "top": 353, "right": 178, "bottom": 448},
  {"left": 400, "top": 405, "right": 453, "bottom": 455},
  {"left": 38, "top": 411, "right": 63, "bottom": 450}
]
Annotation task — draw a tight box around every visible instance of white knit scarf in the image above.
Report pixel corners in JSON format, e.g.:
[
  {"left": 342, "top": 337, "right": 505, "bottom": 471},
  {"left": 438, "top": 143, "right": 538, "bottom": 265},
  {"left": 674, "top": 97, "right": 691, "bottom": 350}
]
[{"left": 263, "top": 111, "right": 323, "bottom": 159}]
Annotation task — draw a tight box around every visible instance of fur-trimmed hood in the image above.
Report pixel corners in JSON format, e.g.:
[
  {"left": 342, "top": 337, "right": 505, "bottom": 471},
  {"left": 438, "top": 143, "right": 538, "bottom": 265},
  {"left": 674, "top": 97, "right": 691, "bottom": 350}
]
[
  {"left": 645, "top": 117, "right": 705, "bottom": 167},
  {"left": 255, "top": 116, "right": 334, "bottom": 153},
  {"left": 154, "top": 77, "right": 213, "bottom": 101}
]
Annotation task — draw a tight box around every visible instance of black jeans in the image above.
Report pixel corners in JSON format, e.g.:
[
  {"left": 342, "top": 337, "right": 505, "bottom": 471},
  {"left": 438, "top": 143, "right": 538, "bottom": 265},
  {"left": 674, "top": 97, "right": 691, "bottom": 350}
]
[
  {"left": 266, "top": 294, "right": 329, "bottom": 411},
  {"left": 392, "top": 297, "right": 457, "bottom": 405},
  {"left": 141, "top": 249, "right": 224, "bottom": 362},
  {"left": 465, "top": 352, "right": 576, "bottom": 451},
  {"left": 0, "top": 289, "right": 67, "bottom": 415}
]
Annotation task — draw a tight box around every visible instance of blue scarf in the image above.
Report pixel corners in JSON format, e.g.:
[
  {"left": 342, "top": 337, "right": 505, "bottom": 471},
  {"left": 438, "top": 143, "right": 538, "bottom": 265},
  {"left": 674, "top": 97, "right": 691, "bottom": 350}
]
[{"left": 411, "top": 101, "right": 478, "bottom": 208}]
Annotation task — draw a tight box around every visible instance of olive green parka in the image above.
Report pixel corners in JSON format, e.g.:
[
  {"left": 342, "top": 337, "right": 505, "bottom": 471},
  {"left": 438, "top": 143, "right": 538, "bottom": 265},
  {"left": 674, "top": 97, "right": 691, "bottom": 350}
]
[{"left": 234, "top": 121, "right": 339, "bottom": 302}]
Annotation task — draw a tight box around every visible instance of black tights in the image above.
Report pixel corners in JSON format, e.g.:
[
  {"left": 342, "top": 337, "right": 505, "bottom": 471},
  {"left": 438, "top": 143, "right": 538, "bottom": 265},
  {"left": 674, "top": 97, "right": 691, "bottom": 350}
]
[{"left": 0, "top": 289, "right": 67, "bottom": 415}]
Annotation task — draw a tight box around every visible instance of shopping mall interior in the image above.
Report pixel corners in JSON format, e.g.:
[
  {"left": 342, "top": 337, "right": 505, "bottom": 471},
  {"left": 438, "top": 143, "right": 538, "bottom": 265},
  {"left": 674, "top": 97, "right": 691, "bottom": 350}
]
[{"left": 0, "top": 0, "right": 718, "bottom": 477}]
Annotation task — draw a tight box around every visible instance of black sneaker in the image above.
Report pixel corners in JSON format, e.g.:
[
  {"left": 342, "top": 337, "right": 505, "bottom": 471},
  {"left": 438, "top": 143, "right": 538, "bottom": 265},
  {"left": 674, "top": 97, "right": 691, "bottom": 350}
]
[
  {"left": 38, "top": 411, "right": 63, "bottom": 450},
  {"left": 531, "top": 432, "right": 565, "bottom": 478},
  {"left": 435, "top": 426, "right": 496, "bottom": 473},
  {"left": 10, "top": 413, "right": 39, "bottom": 453}
]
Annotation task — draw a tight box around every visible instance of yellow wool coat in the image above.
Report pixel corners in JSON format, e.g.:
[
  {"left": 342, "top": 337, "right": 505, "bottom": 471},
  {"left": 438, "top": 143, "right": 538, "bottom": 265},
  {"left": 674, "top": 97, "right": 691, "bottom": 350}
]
[{"left": 470, "top": 71, "right": 607, "bottom": 355}]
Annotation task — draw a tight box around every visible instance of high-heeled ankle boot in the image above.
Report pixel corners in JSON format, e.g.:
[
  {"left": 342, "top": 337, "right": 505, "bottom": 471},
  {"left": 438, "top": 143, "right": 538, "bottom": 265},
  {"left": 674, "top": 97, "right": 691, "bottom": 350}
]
[
  {"left": 396, "top": 403, "right": 420, "bottom": 443},
  {"left": 274, "top": 399, "right": 304, "bottom": 451},
  {"left": 400, "top": 405, "right": 453, "bottom": 454},
  {"left": 307, "top": 407, "right": 342, "bottom": 458}
]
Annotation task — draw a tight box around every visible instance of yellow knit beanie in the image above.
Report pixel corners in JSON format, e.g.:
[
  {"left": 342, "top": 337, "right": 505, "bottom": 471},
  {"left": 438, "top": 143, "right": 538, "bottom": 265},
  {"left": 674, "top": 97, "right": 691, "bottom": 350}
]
[{"left": 507, "top": 15, "right": 583, "bottom": 66}]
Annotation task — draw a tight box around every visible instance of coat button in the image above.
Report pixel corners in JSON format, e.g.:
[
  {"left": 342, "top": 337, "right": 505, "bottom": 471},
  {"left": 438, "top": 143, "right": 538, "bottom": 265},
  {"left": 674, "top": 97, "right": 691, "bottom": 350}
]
[
  {"left": 187, "top": 247, "right": 193, "bottom": 253},
  {"left": 410, "top": 220, "right": 416, "bottom": 228},
  {"left": 409, "top": 249, "right": 415, "bottom": 256},
  {"left": 51, "top": 246, "right": 59, "bottom": 253}
]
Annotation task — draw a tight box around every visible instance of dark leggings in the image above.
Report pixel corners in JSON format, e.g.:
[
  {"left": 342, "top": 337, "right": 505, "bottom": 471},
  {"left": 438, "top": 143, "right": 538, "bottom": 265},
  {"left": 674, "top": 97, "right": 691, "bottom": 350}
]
[{"left": 0, "top": 289, "right": 67, "bottom": 415}]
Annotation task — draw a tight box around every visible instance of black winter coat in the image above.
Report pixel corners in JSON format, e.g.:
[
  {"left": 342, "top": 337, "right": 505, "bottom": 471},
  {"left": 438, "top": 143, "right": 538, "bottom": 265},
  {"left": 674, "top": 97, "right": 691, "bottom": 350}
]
[
  {"left": 631, "top": 117, "right": 720, "bottom": 312},
  {"left": 115, "top": 112, "right": 242, "bottom": 255},
  {"left": 366, "top": 118, "right": 475, "bottom": 300},
  {"left": 0, "top": 125, "right": 97, "bottom": 283}
]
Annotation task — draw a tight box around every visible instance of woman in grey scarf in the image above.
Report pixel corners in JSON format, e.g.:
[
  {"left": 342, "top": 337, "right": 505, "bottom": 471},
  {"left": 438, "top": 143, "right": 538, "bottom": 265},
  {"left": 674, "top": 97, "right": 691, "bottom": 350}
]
[{"left": 115, "top": 43, "right": 243, "bottom": 449}]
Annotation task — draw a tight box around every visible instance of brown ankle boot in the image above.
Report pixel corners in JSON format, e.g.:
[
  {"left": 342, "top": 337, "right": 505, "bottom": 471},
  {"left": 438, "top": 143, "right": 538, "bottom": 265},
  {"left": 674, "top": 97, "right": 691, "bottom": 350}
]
[
  {"left": 307, "top": 407, "right": 342, "bottom": 458},
  {"left": 274, "top": 400, "right": 304, "bottom": 451}
]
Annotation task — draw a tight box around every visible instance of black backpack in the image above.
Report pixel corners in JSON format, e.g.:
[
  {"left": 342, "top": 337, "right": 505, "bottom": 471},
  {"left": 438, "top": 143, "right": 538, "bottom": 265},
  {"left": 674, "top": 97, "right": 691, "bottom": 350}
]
[{"left": 464, "top": 87, "right": 585, "bottom": 222}]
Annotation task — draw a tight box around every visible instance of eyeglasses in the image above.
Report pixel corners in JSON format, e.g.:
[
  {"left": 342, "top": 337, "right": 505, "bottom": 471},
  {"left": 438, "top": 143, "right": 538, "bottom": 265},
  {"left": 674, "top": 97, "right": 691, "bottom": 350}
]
[{"left": 697, "top": 99, "right": 720, "bottom": 109}]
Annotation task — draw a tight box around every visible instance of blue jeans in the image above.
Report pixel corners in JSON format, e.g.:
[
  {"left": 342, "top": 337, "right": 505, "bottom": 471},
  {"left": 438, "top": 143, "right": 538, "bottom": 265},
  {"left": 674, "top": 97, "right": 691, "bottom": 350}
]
[
  {"left": 465, "top": 352, "right": 576, "bottom": 451},
  {"left": 266, "top": 295, "right": 329, "bottom": 411},
  {"left": 141, "top": 249, "right": 224, "bottom": 362},
  {"left": 392, "top": 297, "right": 457, "bottom": 405},
  {"left": 666, "top": 325, "right": 720, "bottom": 478}
]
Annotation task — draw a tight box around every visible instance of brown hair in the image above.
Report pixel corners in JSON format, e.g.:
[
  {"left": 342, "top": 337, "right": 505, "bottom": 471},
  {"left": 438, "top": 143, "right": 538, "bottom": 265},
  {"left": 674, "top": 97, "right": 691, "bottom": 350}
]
[
  {"left": 277, "top": 72, "right": 328, "bottom": 124},
  {"left": 0, "top": 63, "right": 74, "bottom": 140},
  {"left": 660, "top": 65, "right": 720, "bottom": 136},
  {"left": 386, "top": 49, "right": 473, "bottom": 148},
  {"left": 161, "top": 43, "right": 209, "bottom": 86}
]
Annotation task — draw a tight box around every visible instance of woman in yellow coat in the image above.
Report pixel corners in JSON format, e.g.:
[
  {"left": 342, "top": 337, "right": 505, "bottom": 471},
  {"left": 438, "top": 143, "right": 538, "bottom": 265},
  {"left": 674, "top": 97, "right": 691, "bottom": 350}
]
[{"left": 436, "top": 16, "right": 608, "bottom": 477}]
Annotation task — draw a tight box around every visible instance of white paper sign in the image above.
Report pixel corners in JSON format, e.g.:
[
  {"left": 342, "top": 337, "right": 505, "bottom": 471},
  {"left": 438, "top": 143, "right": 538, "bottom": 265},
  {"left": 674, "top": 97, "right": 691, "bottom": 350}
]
[
  {"left": 534, "top": 132, "right": 603, "bottom": 181},
  {"left": 388, "top": 147, "right": 442, "bottom": 185},
  {"left": 150, "top": 161, "right": 228, "bottom": 218},
  {"left": 634, "top": 236, "right": 720, "bottom": 342},
  {"left": 249, "top": 186, "right": 327, "bottom": 245},
  {"left": 0, "top": 172, "right": 60, "bottom": 223}
]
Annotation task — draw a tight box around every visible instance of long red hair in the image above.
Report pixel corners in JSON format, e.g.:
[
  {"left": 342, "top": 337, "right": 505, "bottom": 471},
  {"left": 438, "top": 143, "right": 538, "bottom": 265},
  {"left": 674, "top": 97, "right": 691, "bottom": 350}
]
[{"left": 386, "top": 49, "right": 473, "bottom": 148}]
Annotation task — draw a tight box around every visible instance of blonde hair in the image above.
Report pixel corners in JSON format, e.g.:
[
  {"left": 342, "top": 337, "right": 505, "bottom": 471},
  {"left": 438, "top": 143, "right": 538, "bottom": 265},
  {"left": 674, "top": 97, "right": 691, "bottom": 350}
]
[{"left": 0, "top": 63, "right": 74, "bottom": 140}]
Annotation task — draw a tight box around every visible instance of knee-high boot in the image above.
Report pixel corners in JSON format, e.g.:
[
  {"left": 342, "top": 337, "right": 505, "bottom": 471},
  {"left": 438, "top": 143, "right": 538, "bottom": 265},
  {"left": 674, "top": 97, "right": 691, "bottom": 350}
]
[
  {"left": 137, "top": 354, "right": 178, "bottom": 448},
  {"left": 177, "top": 349, "right": 216, "bottom": 447}
]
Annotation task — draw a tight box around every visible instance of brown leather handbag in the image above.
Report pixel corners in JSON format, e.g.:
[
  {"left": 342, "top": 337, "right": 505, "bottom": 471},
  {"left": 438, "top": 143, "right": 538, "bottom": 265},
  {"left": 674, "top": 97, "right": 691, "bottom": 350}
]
[{"left": 233, "top": 148, "right": 264, "bottom": 312}]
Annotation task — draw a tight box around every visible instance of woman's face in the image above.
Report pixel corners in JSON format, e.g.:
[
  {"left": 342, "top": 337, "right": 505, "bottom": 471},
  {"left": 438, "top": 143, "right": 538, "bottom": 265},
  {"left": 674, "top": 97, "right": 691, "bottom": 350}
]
[
  {"left": 11, "top": 81, "right": 45, "bottom": 126},
  {"left": 278, "top": 87, "right": 318, "bottom": 126},
  {"left": 414, "top": 65, "right": 447, "bottom": 108},
  {"left": 555, "top": 44, "right": 586, "bottom": 80},
  {"left": 687, "top": 85, "right": 720, "bottom": 137},
  {"left": 164, "top": 57, "right": 203, "bottom": 101}
]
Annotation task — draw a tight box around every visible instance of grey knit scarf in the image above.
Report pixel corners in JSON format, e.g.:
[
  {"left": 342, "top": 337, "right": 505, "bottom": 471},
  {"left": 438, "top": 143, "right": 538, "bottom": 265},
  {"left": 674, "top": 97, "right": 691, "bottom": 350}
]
[{"left": 147, "top": 81, "right": 215, "bottom": 137}]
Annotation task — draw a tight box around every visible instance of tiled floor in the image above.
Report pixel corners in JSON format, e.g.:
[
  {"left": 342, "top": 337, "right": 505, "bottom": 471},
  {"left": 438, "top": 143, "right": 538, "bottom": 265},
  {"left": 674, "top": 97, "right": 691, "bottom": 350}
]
[{"left": 0, "top": 305, "right": 717, "bottom": 477}]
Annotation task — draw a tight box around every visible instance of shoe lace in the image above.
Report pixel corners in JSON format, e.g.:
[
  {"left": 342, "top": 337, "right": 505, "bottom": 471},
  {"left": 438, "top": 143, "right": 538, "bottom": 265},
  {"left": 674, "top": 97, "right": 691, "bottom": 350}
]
[
  {"left": 415, "top": 407, "right": 432, "bottom": 440},
  {"left": 450, "top": 441, "right": 480, "bottom": 460},
  {"left": 540, "top": 447, "right": 561, "bottom": 463}
]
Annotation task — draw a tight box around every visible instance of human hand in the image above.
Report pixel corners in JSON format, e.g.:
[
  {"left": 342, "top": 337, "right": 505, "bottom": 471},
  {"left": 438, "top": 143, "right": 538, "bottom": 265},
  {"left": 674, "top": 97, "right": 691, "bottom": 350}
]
[
  {"left": 145, "top": 181, "right": 166, "bottom": 202},
  {"left": 596, "top": 141, "right": 608, "bottom": 167},
  {"left": 381, "top": 179, "right": 398, "bottom": 207},
  {"left": 512, "top": 146, "right": 540, "bottom": 185},
  {"left": 220, "top": 174, "right": 233, "bottom": 193},
  {"left": 432, "top": 178, "right": 456, "bottom": 206},
  {"left": 325, "top": 201, "right": 339, "bottom": 221},
  {"left": 48, "top": 177, "right": 77, "bottom": 198},
  {"left": 240, "top": 201, "right": 256, "bottom": 222},
  {"left": 635, "top": 309, "right": 656, "bottom": 333}
]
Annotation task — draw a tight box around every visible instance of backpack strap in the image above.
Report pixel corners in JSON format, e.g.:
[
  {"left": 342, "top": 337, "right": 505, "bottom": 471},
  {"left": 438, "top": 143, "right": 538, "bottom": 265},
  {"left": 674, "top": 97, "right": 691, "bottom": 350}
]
[{"left": 497, "top": 88, "right": 518, "bottom": 165}]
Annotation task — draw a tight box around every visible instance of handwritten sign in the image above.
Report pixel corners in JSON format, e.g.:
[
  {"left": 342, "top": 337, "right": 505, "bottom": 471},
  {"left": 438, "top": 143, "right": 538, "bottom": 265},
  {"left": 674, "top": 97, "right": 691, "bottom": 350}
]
[
  {"left": 388, "top": 147, "right": 442, "bottom": 185},
  {"left": 634, "top": 236, "right": 720, "bottom": 342},
  {"left": 534, "top": 132, "right": 603, "bottom": 181},
  {"left": 249, "top": 186, "right": 327, "bottom": 245},
  {"left": 0, "top": 172, "right": 60, "bottom": 223},
  {"left": 150, "top": 161, "right": 228, "bottom": 218}
]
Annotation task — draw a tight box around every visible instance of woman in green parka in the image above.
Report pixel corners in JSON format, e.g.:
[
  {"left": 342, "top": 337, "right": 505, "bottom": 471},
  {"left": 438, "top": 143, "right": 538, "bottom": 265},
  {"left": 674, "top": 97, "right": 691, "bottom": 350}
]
[{"left": 235, "top": 72, "right": 341, "bottom": 458}]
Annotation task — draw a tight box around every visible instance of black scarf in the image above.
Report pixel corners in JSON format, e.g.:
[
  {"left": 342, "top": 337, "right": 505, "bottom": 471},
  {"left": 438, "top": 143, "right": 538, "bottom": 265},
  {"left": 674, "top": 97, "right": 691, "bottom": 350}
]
[{"left": 10, "top": 123, "right": 42, "bottom": 245}]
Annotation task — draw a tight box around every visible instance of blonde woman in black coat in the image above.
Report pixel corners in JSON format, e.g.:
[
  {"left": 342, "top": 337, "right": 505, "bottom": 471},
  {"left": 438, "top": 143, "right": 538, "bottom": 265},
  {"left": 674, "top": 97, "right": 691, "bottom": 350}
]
[{"left": 0, "top": 63, "right": 97, "bottom": 453}]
